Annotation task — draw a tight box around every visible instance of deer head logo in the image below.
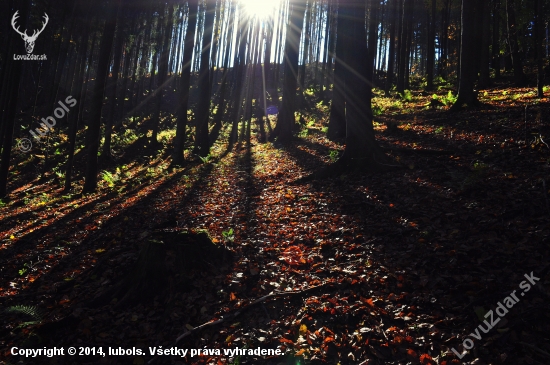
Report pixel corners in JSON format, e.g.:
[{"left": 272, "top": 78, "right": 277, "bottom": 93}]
[{"left": 11, "top": 11, "right": 49, "bottom": 54}]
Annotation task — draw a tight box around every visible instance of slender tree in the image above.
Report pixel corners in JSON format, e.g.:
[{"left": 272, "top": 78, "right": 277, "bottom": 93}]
[
  {"left": 478, "top": 0, "right": 491, "bottom": 88},
  {"left": 272, "top": 0, "right": 307, "bottom": 144},
  {"left": 505, "top": 0, "right": 525, "bottom": 85},
  {"left": 173, "top": 0, "right": 199, "bottom": 165},
  {"left": 426, "top": 0, "right": 436, "bottom": 91},
  {"left": 194, "top": 0, "right": 216, "bottom": 156},
  {"left": 0, "top": 0, "right": 30, "bottom": 197},
  {"left": 534, "top": 0, "right": 545, "bottom": 97},
  {"left": 103, "top": 7, "right": 126, "bottom": 157},
  {"left": 327, "top": 5, "right": 346, "bottom": 140},
  {"left": 492, "top": 0, "right": 501, "bottom": 79},
  {"left": 451, "top": 0, "right": 479, "bottom": 111},
  {"left": 82, "top": 0, "right": 120, "bottom": 193}
]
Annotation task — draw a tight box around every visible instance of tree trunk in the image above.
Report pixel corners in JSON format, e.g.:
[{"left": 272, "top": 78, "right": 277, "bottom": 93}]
[
  {"left": 334, "top": 0, "right": 389, "bottom": 171},
  {"left": 214, "top": 2, "right": 236, "bottom": 128},
  {"left": 385, "top": 0, "right": 398, "bottom": 95},
  {"left": 535, "top": 0, "right": 544, "bottom": 97},
  {"left": 478, "top": 0, "right": 491, "bottom": 88},
  {"left": 103, "top": 9, "right": 125, "bottom": 157},
  {"left": 505, "top": 0, "right": 525, "bottom": 85},
  {"left": 82, "top": 0, "right": 120, "bottom": 193},
  {"left": 451, "top": 0, "right": 479, "bottom": 111},
  {"left": 172, "top": 0, "right": 199, "bottom": 166},
  {"left": 194, "top": 0, "right": 216, "bottom": 157},
  {"left": 426, "top": 0, "right": 436, "bottom": 91},
  {"left": 299, "top": 1, "right": 312, "bottom": 90},
  {"left": 152, "top": 3, "right": 174, "bottom": 145},
  {"left": 65, "top": 29, "right": 90, "bottom": 191},
  {"left": 327, "top": 5, "right": 346, "bottom": 140},
  {"left": 492, "top": 0, "right": 501, "bottom": 79},
  {"left": 439, "top": 0, "right": 451, "bottom": 77},
  {"left": 396, "top": 0, "right": 408, "bottom": 94},
  {"left": 0, "top": 0, "right": 30, "bottom": 198},
  {"left": 273, "top": 0, "right": 306, "bottom": 144}
]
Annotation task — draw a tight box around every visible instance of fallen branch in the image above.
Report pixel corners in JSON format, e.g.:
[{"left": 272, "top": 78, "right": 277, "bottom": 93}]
[
  {"left": 519, "top": 342, "right": 550, "bottom": 359},
  {"left": 381, "top": 146, "right": 454, "bottom": 155},
  {"left": 151, "top": 287, "right": 323, "bottom": 365},
  {"left": 175, "top": 283, "right": 333, "bottom": 344}
]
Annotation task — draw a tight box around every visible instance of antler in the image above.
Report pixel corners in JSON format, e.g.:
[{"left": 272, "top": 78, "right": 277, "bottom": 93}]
[
  {"left": 11, "top": 11, "right": 27, "bottom": 38},
  {"left": 29, "top": 13, "right": 49, "bottom": 41}
]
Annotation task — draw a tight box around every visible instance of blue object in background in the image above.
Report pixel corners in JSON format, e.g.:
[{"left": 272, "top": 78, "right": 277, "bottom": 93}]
[{"left": 266, "top": 106, "right": 278, "bottom": 115}]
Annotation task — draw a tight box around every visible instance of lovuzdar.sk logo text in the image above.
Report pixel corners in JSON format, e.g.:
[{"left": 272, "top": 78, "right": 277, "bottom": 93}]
[{"left": 12, "top": 10, "right": 48, "bottom": 60}]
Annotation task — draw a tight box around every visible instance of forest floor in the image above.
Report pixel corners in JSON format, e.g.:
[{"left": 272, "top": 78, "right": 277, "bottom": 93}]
[{"left": 1, "top": 85, "right": 550, "bottom": 365}]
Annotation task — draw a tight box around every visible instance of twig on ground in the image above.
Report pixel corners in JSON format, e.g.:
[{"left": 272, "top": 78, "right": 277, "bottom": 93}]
[
  {"left": 519, "top": 342, "right": 550, "bottom": 359},
  {"left": 175, "top": 284, "right": 328, "bottom": 343},
  {"left": 175, "top": 283, "right": 334, "bottom": 344}
]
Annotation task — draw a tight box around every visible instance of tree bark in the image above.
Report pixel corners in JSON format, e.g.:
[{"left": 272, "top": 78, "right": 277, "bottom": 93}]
[
  {"left": 478, "top": 0, "right": 491, "bottom": 88},
  {"left": 273, "top": 0, "right": 306, "bottom": 144},
  {"left": 451, "top": 0, "right": 479, "bottom": 111},
  {"left": 426, "top": 0, "right": 436, "bottom": 91},
  {"left": 492, "top": 0, "right": 501, "bottom": 79},
  {"left": 172, "top": 0, "right": 199, "bottom": 165},
  {"left": 152, "top": 3, "right": 174, "bottom": 145},
  {"left": 505, "top": 0, "right": 525, "bottom": 85},
  {"left": 0, "top": 0, "right": 30, "bottom": 197},
  {"left": 103, "top": 9, "right": 126, "bottom": 157},
  {"left": 317, "top": 0, "right": 392, "bottom": 177},
  {"left": 194, "top": 0, "right": 216, "bottom": 157},
  {"left": 385, "top": 0, "right": 398, "bottom": 95},
  {"left": 535, "top": 0, "right": 545, "bottom": 97},
  {"left": 82, "top": 0, "right": 120, "bottom": 193}
]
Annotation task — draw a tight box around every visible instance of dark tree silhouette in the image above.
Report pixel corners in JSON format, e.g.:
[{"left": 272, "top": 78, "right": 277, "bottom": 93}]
[
  {"left": 272, "top": 0, "right": 306, "bottom": 144},
  {"left": 194, "top": 0, "right": 216, "bottom": 157},
  {"left": 82, "top": 0, "right": 120, "bottom": 193},
  {"left": 451, "top": 0, "right": 479, "bottom": 111},
  {"left": 173, "top": 0, "right": 199, "bottom": 165}
]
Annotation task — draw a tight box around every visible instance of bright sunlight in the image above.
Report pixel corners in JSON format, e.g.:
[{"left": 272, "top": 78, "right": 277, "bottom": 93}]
[{"left": 239, "top": 0, "right": 281, "bottom": 19}]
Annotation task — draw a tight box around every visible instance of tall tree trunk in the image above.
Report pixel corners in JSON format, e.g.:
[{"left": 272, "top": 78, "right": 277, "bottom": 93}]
[
  {"left": 214, "top": 2, "right": 236, "bottom": 128},
  {"left": 535, "top": 0, "right": 545, "bottom": 97},
  {"left": 366, "top": 0, "right": 379, "bottom": 92},
  {"left": 273, "top": 0, "right": 306, "bottom": 144},
  {"left": 478, "top": 0, "right": 491, "bottom": 88},
  {"left": 228, "top": 17, "right": 248, "bottom": 148},
  {"left": 439, "top": 0, "right": 451, "bottom": 77},
  {"left": 65, "top": 29, "right": 90, "bottom": 191},
  {"left": 103, "top": 9, "right": 125, "bottom": 157},
  {"left": 451, "top": 0, "right": 479, "bottom": 111},
  {"left": 82, "top": 0, "right": 120, "bottom": 193},
  {"left": 194, "top": 0, "right": 216, "bottom": 156},
  {"left": 0, "top": 0, "right": 30, "bottom": 198},
  {"left": 299, "top": 1, "right": 312, "bottom": 90},
  {"left": 321, "top": 0, "right": 333, "bottom": 90},
  {"left": 152, "top": 3, "right": 174, "bottom": 144},
  {"left": 209, "top": 0, "right": 221, "bottom": 90},
  {"left": 396, "top": 0, "right": 408, "bottom": 94},
  {"left": 173, "top": 0, "right": 199, "bottom": 165},
  {"left": 327, "top": 6, "right": 346, "bottom": 141},
  {"left": 492, "top": 0, "right": 501, "bottom": 79},
  {"left": 505, "top": 0, "right": 525, "bottom": 85},
  {"left": 426, "top": 0, "right": 436, "bottom": 91},
  {"left": 385, "top": 0, "right": 398, "bottom": 95},
  {"left": 334, "top": 0, "right": 387, "bottom": 170}
]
